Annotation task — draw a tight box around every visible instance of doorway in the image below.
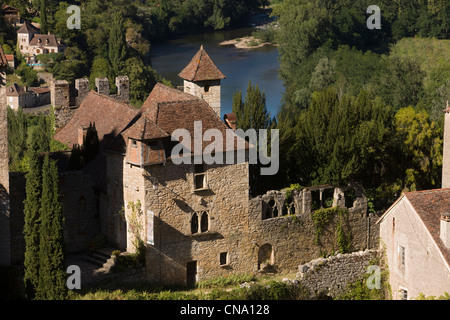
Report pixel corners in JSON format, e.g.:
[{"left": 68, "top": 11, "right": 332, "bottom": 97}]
[{"left": 186, "top": 261, "right": 197, "bottom": 288}]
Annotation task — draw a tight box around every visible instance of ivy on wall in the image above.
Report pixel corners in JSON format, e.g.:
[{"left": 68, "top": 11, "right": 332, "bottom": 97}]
[{"left": 311, "top": 207, "right": 352, "bottom": 254}]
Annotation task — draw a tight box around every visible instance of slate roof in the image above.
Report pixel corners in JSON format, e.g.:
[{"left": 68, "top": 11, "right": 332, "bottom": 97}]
[
  {"left": 178, "top": 45, "right": 226, "bottom": 82},
  {"left": 378, "top": 189, "right": 450, "bottom": 267}
]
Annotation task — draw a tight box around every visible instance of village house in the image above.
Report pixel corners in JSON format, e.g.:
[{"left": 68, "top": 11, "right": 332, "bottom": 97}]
[
  {"left": 377, "top": 103, "right": 450, "bottom": 299},
  {"left": 6, "top": 83, "right": 51, "bottom": 110},
  {"left": 17, "top": 20, "right": 64, "bottom": 65}
]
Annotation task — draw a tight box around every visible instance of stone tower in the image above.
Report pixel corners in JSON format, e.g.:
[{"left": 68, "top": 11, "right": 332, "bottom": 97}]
[
  {"left": 442, "top": 101, "right": 450, "bottom": 188},
  {"left": 178, "top": 45, "right": 226, "bottom": 117},
  {"left": 0, "top": 47, "right": 10, "bottom": 265}
]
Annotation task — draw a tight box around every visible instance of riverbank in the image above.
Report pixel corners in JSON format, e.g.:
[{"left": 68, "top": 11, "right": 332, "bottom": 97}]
[{"left": 219, "top": 36, "right": 275, "bottom": 49}]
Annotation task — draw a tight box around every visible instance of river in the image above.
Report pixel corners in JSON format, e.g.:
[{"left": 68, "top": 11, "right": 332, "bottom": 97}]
[{"left": 150, "top": 27, "right": 284, "bottom": 119}]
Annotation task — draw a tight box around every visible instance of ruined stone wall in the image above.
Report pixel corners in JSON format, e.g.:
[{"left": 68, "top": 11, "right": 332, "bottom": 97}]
[
  {"left": 52, "top": 76, "right": 130, "bottom": 129},
  {"left": 247, "top": 187, "right": 380, "bottom": 274},
  {"left": 295, "top": 249, "right": 380, "bottom": 298}
]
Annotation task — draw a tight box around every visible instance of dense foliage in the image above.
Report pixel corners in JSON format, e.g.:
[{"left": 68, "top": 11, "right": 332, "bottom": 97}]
[{"left": 264, "top": 0, "right": 450, "bottom": 206}]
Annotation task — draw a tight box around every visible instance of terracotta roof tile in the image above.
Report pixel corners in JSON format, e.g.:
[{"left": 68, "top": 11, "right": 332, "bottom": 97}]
[
  {"left": 178, "top": 45, "right": 225, "bottom": 82},
  {"left": 404, "top": 189, "right": 450, "bottom": 266},
  {"left": 29, "top": 34, "right": 61, "bottom": 47},
  {"left": 54, "top": 90, "right": 139, "bottom": 147},
  {"left": 140, "top": 83, "right": 196, "bottom": 115}
]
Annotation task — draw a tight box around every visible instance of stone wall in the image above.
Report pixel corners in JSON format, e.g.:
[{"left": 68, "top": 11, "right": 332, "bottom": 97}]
[
  {"left": 0, "top": 69, "right": 11, "bottom": 265},
  {"left": 144, "top": 159, "right": 251, "bottom": 286},
  {"left": 247, "top": 186, "right": 380, "bottom": 274},
  {"left": 8, "top": 170, "right": 101, "bottom": 265},
  {"left": 295, "top": 249, "right": 380, "bottom": 298},
  {"left": 52, "top": 76, "right": 130, "bottom": 129},
  {"left": 183, "top": 79, "right": 221, "bottom": 116}
]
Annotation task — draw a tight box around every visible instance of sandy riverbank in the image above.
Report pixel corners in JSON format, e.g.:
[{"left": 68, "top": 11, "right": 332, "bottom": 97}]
[{"left": 219, "top": 36, "right": 276, "bottom": 49}]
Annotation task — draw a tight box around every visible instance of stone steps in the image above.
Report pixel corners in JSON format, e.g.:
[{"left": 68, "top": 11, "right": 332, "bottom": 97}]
[{"left": 83, "top": 247, "right": 119, "bottom": 273}]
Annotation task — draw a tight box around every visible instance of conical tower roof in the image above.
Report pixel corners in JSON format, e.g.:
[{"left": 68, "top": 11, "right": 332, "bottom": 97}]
[{"left": 178, "top": 45, "right": 226, "bottom": 82}]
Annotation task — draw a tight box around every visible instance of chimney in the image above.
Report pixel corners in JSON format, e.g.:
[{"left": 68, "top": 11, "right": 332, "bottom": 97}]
[
  {"left": 442, "top": 101, "right": 450, "bottom": 188},
  {"left": 77, "top": 125, "right": 88, "bottom": 146},
  {"left": 440, "top": 213, "right": 450, "bottom": 248}
]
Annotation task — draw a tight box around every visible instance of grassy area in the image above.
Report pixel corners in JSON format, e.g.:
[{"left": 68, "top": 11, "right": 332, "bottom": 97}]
[{"left": 70, "top": 272, "right": 305, "bottom": 300}]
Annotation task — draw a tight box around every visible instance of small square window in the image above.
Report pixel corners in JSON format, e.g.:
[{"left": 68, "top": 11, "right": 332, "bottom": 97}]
[
  {"left": 193, "top": 164, "right": 207, "bottom": 190},
  {"left": 400, "top": 288, "right": 408, "bottom": 300},
  {"left": 220, "top": 252, "right": 228, "bottom": 266},
  {"left": 204, "top": 84, "right": 210, "bottom": 93},
  {"left": 131, "top": 140, "right": 137, "bottom": 148}
]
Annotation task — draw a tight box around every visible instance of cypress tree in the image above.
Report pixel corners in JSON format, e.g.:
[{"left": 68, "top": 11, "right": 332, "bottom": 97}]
[
  {"left": 23, "top": 149, "right": 42, "bottom": 299},
  {"left": 40, "top": 0, "right": 48, "bottom": 35},
  {"left": 108, "top": 12, "right": 126, "bottom": 78},
  {"left": 36, "top": 155, "right": 66, "bottom": 300}
]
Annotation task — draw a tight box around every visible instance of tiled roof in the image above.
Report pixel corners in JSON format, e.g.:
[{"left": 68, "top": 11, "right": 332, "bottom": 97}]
[
  {"left": 178, "top": 45, "right": 226, "bottom": 82},
  {"left": 142, "top": 93, "right": 248, "bottom": 157},
  {"left": 122, "top": 116, "right": 169, "bottom": 141},
  {"left": 54, "top": 90, "right": 139, "bottom": 148},
  {"left": 6, "top": 83, "right": 25, "bottom": 96},
  {"left": 29, "top": 34, "right": 60, "bottom": 47},
  {"left": 403, "top": 189, "right": 450, "bottom": 267},
  {"left": 17, "top": 20, "right": 39, "bottom": 34},
  {"left": 140, "top": 82, "right": 196, "bottom": 115}
]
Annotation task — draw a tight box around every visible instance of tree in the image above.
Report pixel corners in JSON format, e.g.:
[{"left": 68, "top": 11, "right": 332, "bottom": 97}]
[
  {"left": 40, "top": 0, "right": 48, "bottom": 35},
  {"left": 35, "top": 155, "right": 66, "bottom": 300},
  {"left": 394, "top": 106, "right": 442, "bottom": 191},
  {"left": 23, "top": 149, "right": 42, "bottom": 299},
  {"left": 108, "top": 11, "right": 127, "bottom": 78},
  {"left": 232, "top": 81, "right": 276, "bottom": 194},
  {"left": 232, "top": 81, "right": 272, "bottom": 131},
  {"left": 7, "top": 107, "right": 27, "bottom": 172},
  {"left": 288, "top": 88, "right": 394, "bottom": 189}
]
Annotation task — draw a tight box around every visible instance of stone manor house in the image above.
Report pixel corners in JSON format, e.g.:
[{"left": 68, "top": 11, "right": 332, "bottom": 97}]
[{"left": 0, "top": 46, "right": 380, "bottom": 288}]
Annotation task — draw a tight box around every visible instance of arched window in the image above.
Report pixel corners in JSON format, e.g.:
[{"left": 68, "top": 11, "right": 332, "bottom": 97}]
[
  {"left": 191, "top": 212, "right": 199, "bottom": 234},
  {"left": 200, "top": 211, "right": 209, "bottom": 233}
]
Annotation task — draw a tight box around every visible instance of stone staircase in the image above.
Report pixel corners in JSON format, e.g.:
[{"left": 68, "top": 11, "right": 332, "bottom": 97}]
[{"left": 83, "top": 247, "right": 119, "bottom": 274}]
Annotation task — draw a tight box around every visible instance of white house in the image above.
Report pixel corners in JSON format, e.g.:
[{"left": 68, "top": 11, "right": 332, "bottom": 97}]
[{"left": 377, "top": 102, "right": 450, "bottom": 300}]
